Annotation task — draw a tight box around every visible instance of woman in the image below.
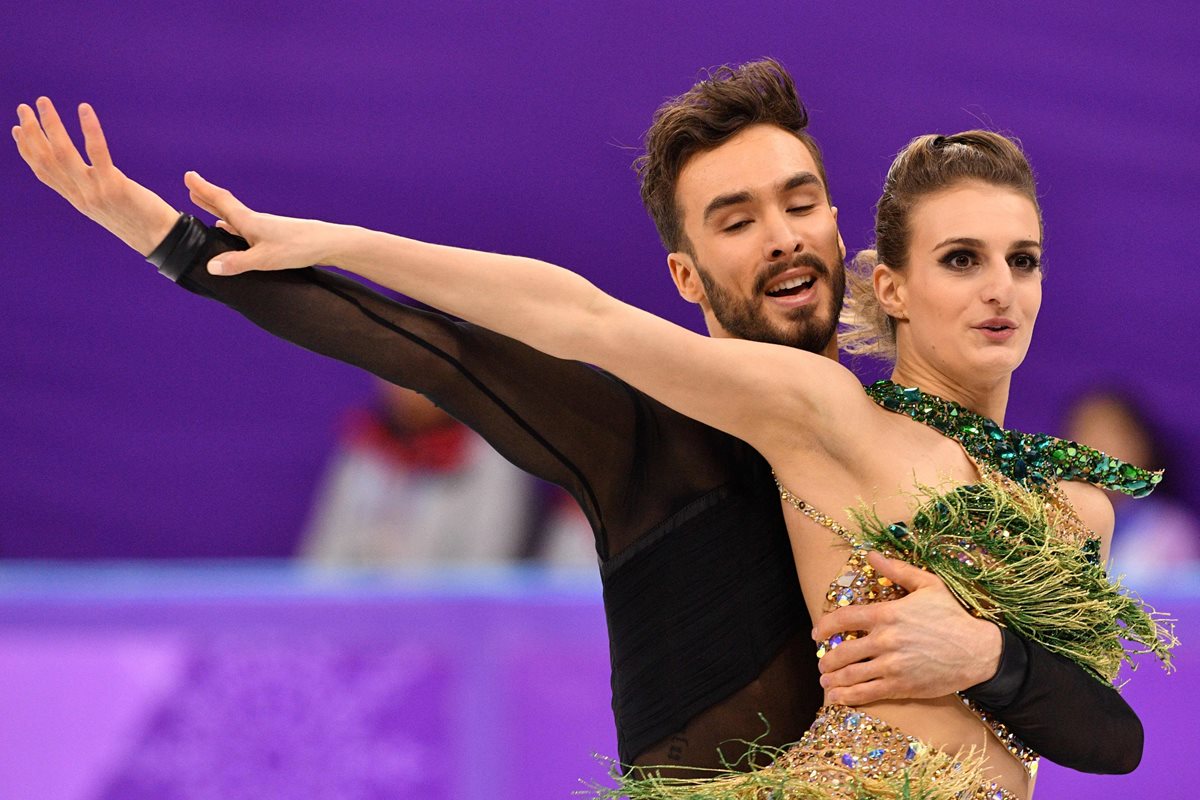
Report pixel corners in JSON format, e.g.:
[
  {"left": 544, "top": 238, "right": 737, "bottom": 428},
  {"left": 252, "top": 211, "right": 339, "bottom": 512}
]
[
  {"left": 189, "top": 134, "right": 1177, "bottom": 799},
  {"left": 14, "top": 103, "right": 1172, "bottom": 797}
]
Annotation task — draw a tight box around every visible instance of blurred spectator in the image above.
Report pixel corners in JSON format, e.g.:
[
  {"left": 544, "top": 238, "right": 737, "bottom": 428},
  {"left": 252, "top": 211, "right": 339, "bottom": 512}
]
[
  {"left": 300, "top": 380, "right": 594, "bottom": 567},
  {"left": 1063, "top": 386, "right": 1200, "bottom": 582}
]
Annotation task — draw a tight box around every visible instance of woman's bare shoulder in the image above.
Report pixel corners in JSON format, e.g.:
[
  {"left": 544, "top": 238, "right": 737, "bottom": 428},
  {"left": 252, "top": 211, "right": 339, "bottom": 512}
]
[{"left": 1057, "top": 479, "right": 1116, "bottom": 540}]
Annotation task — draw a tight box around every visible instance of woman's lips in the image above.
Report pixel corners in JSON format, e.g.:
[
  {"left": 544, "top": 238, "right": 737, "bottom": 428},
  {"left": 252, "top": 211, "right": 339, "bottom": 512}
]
[{"left": 974, "top": 318, "right": 1018, "bottom": 342}]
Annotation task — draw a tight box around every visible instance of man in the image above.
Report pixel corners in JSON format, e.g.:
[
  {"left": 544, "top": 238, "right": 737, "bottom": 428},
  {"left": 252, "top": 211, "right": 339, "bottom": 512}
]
[{"left": 13, "top": 59, "right": 1140, "bottom": 774}]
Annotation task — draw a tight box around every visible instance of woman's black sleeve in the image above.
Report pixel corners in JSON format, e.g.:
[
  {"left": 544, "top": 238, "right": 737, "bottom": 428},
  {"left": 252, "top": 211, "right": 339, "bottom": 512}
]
[
  {"left": 158, "top": 215, "right": 646, "bottom": 557},
  {"left": 964, "top": 629, "right": 1143, "bottom": 773}
]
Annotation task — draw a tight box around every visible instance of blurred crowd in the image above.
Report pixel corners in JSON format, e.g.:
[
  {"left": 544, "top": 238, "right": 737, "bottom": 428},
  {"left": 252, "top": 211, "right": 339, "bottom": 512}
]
[
  {"left": 1062, "top": 386, "right": 1200, "bottom": 583},
  {"left": 299, "top": 381, "right": 595, "bottom": 568}
]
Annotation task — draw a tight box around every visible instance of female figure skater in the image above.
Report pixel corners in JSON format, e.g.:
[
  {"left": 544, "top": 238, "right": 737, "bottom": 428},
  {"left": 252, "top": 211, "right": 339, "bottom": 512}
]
[
  {"left": 14, "top": 102, "right": 1172, "bottom": 797},
  {"left": 193, "top": 134, "right": 1174, "bottom": 798}
]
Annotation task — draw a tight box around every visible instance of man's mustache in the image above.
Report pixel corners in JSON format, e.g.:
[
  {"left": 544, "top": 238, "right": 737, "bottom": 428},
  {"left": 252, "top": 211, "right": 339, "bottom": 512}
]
[{"left": 752, "top": 253, "right": 830, "bottom": 296}]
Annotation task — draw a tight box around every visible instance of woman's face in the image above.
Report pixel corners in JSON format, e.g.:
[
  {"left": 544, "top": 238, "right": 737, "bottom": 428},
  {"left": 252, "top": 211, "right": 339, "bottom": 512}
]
[{"left": 887, "top": 180, "right": 1043, "bottom": 385}]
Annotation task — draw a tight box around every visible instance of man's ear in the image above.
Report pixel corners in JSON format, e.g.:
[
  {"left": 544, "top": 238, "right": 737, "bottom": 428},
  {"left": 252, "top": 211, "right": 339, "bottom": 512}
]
[
  {"left": 873, "top": 262, "right": 907, "bottom": 320},
  {"left": 668, "top": 250, "right": 706, "bottom": 305},
  {"left": 832, "top": 205, "right": 846, "bottom": 262}
]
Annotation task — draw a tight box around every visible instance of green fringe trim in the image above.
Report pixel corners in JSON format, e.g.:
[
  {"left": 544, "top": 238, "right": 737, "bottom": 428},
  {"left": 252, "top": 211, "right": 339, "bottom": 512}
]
[
  {"left": 585, "top": 739, "right": 991, "bottom": 800},
  {"left": 852, "top": 475, "right": 1177, "bottom": 682}
]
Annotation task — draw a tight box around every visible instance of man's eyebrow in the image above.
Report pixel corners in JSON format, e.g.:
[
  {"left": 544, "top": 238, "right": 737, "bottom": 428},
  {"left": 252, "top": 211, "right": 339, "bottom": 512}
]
[
  {"left": 932, "top": 237, "right": 1043, "bottom": 250},
  {"left": 781, "top": 172, "right": 822, "bottom": 193},
  {"left": 702, "top": 172, "right": 823, "bottom": 224},
  {"left": 702, "top": 190, "right": 753, "bottom": 223}
]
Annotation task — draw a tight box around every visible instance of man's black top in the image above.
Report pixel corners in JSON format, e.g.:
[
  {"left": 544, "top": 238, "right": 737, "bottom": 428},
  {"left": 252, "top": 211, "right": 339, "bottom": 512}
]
[{"left": 154, "top": 216, "right": 1142, "bottom": 773}]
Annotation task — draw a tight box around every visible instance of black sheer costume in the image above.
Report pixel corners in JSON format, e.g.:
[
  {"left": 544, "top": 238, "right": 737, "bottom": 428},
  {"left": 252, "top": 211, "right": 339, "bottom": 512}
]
[{"left": 151, "top": 215, "right": 1142, "bottom": 775}]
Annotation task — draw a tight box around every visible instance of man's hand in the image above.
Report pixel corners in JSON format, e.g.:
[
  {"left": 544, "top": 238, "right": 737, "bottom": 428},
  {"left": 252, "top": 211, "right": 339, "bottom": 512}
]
[
  {"left": 13, "top": 97, "right": 179, "bottom": 256},
  {"left": 814, "top": 551, "right": 1002, "bottom": 705}
]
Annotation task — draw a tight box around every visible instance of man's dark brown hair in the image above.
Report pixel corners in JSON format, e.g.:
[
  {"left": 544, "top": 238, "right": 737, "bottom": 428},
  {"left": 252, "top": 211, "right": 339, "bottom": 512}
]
[{"left": 635, "top": 58, "right": 829, "bottom": 254}]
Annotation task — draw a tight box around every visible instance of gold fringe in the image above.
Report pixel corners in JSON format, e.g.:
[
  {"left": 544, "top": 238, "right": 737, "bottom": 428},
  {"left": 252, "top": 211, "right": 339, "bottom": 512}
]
[
  {"left": 851, "top": 474, "right": 1177, "bottom": 682},
  {"left": 587, "top": 741, "right": 992, "bottom": 800}
]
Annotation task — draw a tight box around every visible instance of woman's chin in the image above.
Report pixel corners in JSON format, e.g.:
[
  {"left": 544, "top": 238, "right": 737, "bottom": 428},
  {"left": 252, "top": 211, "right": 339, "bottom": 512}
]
[{"left": 964, "top": 348, "right": 1027, "bottom": 382}]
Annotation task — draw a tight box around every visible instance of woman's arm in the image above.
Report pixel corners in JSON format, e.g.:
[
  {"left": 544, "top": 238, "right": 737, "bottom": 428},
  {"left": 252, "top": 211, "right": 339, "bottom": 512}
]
[{"left": 185, "top": 172, "right": 869, "bottom": 464}]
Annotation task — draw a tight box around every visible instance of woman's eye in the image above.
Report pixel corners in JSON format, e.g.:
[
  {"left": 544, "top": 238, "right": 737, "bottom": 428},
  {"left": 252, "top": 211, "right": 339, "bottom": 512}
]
[
  {"left": 942, "top": 251, "right": 975, "bottom": 269},
  {"left": 1011, "top": 253, "right": 1041, "bottom": 271}
]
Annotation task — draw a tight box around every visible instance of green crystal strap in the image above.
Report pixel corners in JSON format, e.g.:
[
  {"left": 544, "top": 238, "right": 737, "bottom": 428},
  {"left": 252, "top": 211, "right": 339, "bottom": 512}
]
[{"left": 864, "top": 381, "right": 1163, "bottom": 497}]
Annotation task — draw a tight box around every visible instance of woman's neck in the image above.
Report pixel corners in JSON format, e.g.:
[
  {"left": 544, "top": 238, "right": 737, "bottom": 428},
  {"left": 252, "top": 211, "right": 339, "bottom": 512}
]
[{"left": 888, "top": 362, "right": 1012, "bottom": 425}]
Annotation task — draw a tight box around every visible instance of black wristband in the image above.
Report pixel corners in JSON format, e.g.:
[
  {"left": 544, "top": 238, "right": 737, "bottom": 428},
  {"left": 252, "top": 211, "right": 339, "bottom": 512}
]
[
  {"left": 962, "top": 627, "right": 1030, "bottom": 711},
  {"left": 146, "top": 213, "right": 208, "bottom": 282}
]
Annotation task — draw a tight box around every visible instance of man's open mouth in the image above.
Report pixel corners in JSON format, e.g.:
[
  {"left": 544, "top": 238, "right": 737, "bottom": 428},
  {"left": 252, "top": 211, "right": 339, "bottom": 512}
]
[{"left": 766, "top": 276, "right": 815, "bottom": 298}]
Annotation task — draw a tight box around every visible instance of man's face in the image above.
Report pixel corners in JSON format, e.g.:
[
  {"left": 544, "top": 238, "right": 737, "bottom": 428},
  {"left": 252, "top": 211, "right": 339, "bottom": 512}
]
[{"left": 669, "top": 124, "right": 845, "bottom": 355}]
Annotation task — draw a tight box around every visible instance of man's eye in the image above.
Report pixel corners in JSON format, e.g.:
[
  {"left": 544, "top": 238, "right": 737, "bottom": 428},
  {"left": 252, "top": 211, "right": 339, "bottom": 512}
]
[
  {"left": 724, "top": 220, "right": 751, "bottom": 232},
  {"left": 787, "top": 205, "right": 816, "bottom": 215}
]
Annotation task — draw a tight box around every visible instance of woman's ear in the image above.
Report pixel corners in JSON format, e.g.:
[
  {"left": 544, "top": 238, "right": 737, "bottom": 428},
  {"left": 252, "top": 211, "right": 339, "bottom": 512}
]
[{"left": 873, "top": 262, "right": 907, "bottom": 321}]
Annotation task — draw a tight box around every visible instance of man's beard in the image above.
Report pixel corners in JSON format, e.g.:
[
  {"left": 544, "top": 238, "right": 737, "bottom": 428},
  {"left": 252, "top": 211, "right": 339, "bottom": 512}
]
[{"left": 695, "top": 251, "right": 846, "bottom": 353}]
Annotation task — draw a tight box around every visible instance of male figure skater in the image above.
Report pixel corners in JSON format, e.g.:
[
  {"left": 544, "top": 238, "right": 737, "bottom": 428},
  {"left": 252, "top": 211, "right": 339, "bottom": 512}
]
[{"left": 13, "top": 59, "right": 1141, "bottom": 773}]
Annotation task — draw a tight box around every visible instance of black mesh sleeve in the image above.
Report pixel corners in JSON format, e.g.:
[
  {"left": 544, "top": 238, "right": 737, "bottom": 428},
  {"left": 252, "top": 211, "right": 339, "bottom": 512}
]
[
  {"left": 964, "top": 629, "right": 1143, "bottom": 773},
  {"left": 161, "top": 217, "right": 666, "bottom": 557}
]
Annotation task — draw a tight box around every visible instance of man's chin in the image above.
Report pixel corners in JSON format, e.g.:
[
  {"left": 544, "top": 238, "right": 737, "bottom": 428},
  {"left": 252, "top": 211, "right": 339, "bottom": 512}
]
[{"left": 781, "top": 316, "right": 838, "bottom": 352}]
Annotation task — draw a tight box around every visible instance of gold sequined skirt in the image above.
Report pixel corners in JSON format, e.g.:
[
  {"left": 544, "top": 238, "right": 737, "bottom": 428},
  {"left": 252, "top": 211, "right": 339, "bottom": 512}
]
[
  {"left": 773, "top": 705, "right": 1019, "bottom": 799},
  {"left": 605, "top": 705, "right": 1019, "bottom": 800}
]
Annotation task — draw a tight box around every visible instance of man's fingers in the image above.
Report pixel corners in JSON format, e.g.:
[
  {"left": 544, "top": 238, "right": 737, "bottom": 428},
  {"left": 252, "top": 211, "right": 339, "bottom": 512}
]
[
  {"left": 819, "top": 657, "right": 882, "bottom": 690},
  {"left": 15, "top": 106, "right": 57, "bottom": 184},
  {"left": 827, "top": 679, "right": 897, "bottom": 707},
  {"left": 813, "top": 603, "right": 884, "bottom": 641},
  {"left": 34, "top": 97, "right": 86, "bottom": 170},
  {"left": 817, "top": 634, "right": 880, "bottom": 674},
  {"left": 16, "top": 104, "right": 49, "bottom": 157},
  {"left": 866, "top": 551, "right": 939, "bottom": 592},
  {"left": 78, "top": 103, "right": 113, "bottom": 169}
]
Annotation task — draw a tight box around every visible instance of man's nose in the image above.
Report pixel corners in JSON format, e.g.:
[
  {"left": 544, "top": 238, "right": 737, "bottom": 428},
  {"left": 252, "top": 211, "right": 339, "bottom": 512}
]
[{"left": 764, "top": 213, "right": 803, "bottom": 261}]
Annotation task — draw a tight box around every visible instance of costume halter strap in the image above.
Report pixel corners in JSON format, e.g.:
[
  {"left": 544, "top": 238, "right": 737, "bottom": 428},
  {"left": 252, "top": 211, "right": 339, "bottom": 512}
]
[
  {"left": 772, "top": 471, "right": 861, "bottom": 548},
  {"left": 865, "top": 380, "right": 1163, "bottom": 497}
]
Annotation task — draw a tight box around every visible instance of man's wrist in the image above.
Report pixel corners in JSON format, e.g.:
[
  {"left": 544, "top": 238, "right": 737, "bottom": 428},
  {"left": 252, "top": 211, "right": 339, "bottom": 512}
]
[
  {"left": 962, "top": 627, "right": 1030, "bottom": 711},
  {"left": 970, "top": 618, "right": 1004, "bottom": 687},
  {"left": 130, "top": 205, "right": 185, "bottom": 257},
  {"left": 146, "top": 214, "right": 208, "bottom": 282}
]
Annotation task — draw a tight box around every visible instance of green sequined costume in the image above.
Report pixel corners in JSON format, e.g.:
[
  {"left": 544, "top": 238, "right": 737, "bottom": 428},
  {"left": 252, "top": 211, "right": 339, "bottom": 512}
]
[{"left": 597, "top": 381, "right": 1176, "bottom": 800}]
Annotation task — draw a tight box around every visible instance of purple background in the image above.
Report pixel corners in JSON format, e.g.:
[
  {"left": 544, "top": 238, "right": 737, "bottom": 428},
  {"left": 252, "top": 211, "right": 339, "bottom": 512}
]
[{"left": 1, "top": 2, "right": 1197, "bottom": 559}]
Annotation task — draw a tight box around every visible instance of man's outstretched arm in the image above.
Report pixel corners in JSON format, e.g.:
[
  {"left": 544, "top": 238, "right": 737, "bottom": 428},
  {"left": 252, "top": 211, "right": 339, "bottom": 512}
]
[{"left": 12, "top": 97, "right": 647, "bottom": 551}]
